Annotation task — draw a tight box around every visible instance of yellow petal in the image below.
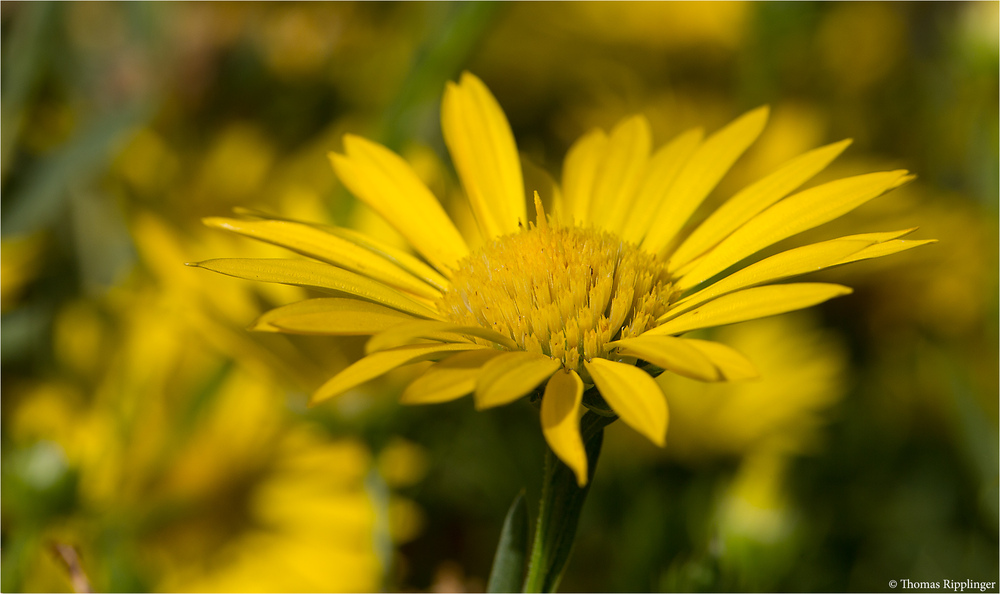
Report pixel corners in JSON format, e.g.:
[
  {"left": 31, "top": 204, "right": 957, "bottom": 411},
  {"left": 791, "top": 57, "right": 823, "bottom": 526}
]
[
  {"left": 683, "top": 339, "right": 759, "bottom": 381},
  {"left": 642, "top": 106, "right": 769, "bottom": 254},
  {"left": 312, "top": 343, "right": 485, "bottom": 405},
  {"left": 541, "top": 369, "right": 587, "bottom": 487},
  {"left": 670, "top": 139, "right": 852, "bottom": 269},
  {"left": 204, "top": 217, "right": 442, "bottom": 300},
  {"left": 621, "top": 127, "right": 704, "bottom": 244},
  {"left": 327, "top": 225, "right": 450, "bottom": 291},
  {"left": 584, "top": 358, "right": 668, "bottom": 447},
  {"left": 666, "top": 237, "right": 875, "bottom": 320},
  {"left": 227, "top": 208, "right": 450, "bottom": 289},
  {"left": 190, "top": 258, "right": 442, "bottom": 319},
  {"left": 588, "top": 115, "right": 652, "bottom": 234},
  {"left": 611, "top": 335, "right": 720, "bottom": 381},
  {"left": 648, "top": 283, "right": 853, "bottom": 336},
  {"left": 474, "top": 351, "right": 561, "bottom": 410},
  {"left": 330, "top": 135, "right": 468, "bottom": 272},
  {"left": 834, "top": 237, "right": 937, "bottom": 265},
  {"left": 366, "top": 320, "right": 518, "bottom": 353},
  {"left": 560, "top": 128, "right": 608, "bottom": 226},
  {"left": 676, "top": 170, "right": 910, "bottom": 291},
  {"left": 400, "top": 349, "right": 503, "bottom": 404},
  {"left": 251, "top": 298, "right": 417, "bottom": 335},
  {"left": 442, "top": 72, "right": 526, "bottom": 238}
]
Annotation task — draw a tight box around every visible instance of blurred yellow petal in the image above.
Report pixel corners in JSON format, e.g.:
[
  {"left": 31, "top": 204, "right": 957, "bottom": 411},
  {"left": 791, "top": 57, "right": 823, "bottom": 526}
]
[
  {"left": 620, "top": 127, "right": 704, "bottom": 243},
  {"left": 190, "top": 258, "right": 441, "bottom": 319},
  {"left": 442, "top": 72, "right": 526, "bottom": 238},
  {"left": 541, "top": 369, "right": 587, "bottom": 487},
  {"left": 670, "top": 139, "right": 853, "bottom": 269},
  {"left": 683, "top": 338, "right": 760, "bottom": 381},
  {"left": 677, "top": 170, "right": 911, "bottom": 290},
  {"left": 251, "top": 298, "right": 417, "bottom": 335},
  {"left": 330, "top": 135, "right": 468, "bottom": 272},
  {"left": 475, "top": 352, "right": 561, "bottom": 410},
  {"left": 312, "top": 343, "right": 486, "bottom": 405},
  {"left": 400, "top": 349, "right": 503, "bottom": 404},
  {"left": 588, "top": 115, "right": 652, "bottom": 234},
  {"left": 204, "top": 217, "right": 442, "bottom": 299},
  {"left": 642, "top": 106, "right": 769, "bottom": 254},
  {"left": 365, "top": 320, "right": 519, "bottom": 353},
  {"left": 611, "top": 335, "right": 720, "bottom": 381},
  {"left": 561, "top": 128, "right": 608, "bottom": 226},
  {"left": 648, "top": 283, "right": 853, "bottom": 336},
  {"left": 584, "top": 358, "right": 668, "bottom": 447}
]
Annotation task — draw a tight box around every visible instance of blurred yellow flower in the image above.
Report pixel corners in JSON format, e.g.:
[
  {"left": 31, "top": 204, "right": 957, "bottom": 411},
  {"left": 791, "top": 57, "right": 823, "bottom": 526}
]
[
  {"left": 0, "top": 234, "right": 45, "bottom": 312},
  {"left": 5, "top": 203, "right": 434, "bottom": 591},
  {"left": 7, "top": 287, "right": 415, "bottom": 592},
  {"left": 196, "top": 72, "right": 932, "bottom": 487},
  {"left": 660, "top": 314, "right": 848, "bottom": 462}
]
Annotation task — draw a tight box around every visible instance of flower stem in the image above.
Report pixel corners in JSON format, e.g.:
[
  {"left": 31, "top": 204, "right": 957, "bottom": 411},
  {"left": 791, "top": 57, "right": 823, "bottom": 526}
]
[{"left": 522, "top": 409, "right": 616, "bottom": 593}]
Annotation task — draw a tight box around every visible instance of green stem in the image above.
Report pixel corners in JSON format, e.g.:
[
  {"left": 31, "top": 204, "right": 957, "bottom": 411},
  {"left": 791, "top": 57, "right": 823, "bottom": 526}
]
[{"left": 522, "top": 410, "right": 616, "bottom": 593}]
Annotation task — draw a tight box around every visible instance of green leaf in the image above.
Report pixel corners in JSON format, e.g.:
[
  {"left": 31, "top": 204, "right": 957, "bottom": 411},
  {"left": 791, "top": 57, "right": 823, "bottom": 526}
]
[{"left": 487, "top": 491, "right": 529, "bottom": 593}]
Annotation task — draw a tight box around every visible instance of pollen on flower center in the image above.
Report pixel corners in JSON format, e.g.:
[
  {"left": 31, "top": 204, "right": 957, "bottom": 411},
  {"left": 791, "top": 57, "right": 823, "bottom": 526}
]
[{"left": 438, "top": 209, "right": 678, "bottom": 371}]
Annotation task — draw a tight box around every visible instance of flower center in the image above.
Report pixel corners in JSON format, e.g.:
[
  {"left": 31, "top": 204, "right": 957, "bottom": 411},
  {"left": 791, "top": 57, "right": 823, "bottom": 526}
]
[{"left": 438, "top": 214, "right": 678, "bottom": 371}]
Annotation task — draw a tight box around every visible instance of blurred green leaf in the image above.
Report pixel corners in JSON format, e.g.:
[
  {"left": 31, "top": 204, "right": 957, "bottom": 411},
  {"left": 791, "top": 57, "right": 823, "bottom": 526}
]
[
  {"left": 0, "top": 1, "right": 57, "bottom": 178},
  {"left": 487, "top": 490, "right": 528, "bottom": 593},
  {"left": 2, "top": 101, "right": 149, "bottom": 236}
]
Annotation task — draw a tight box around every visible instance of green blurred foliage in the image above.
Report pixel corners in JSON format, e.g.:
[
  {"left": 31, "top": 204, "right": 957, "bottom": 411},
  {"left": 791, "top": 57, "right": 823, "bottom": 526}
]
[{"left": 2, "top": 2, "right": 996, "bottom": 592}]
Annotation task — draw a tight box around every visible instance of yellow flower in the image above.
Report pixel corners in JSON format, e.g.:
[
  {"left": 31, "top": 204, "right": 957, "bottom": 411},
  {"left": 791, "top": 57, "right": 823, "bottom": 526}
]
[{"left": 194, "top": 72, "right": 933, "bottom": 487}]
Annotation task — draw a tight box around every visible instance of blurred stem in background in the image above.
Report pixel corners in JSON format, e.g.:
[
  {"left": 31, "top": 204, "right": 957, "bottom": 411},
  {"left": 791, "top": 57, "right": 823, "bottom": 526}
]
[{"left": 376, "top": 1, "right": 501, "bottom": 151}]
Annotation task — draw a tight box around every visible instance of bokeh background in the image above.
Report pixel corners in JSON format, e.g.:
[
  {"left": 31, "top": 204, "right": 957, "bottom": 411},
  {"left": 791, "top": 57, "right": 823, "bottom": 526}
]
[{"left": 2, "top": 2, "right": 997, "bottom": 592}]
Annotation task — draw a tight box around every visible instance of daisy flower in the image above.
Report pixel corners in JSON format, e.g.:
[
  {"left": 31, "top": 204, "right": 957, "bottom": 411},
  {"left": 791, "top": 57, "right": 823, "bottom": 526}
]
[{"left": 193, "top": 73, "right": 932, "bottom": 487}]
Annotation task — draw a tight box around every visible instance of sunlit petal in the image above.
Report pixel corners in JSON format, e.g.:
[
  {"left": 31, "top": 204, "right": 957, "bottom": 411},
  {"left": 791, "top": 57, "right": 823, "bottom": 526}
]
[
  {"left": 670, "top": 139, "right": 853, "bottom": 270},
  {"left": 648, "top": 283, "right": 853, "bottom": 336},
  {"left": 611, "top": 335, "right": 720, "bottom": 381},
  {"left": 834, "top": 236, "right": 937, "bottom": 265},
  {"left": 204, "top": 217, "right": 442, "bottom": 299},
  {"left": 312, "top": 343, "right": 486, "bottom": 405},
  {"left": 560, "top": 128, "right": 608, "bottom": 226},
  {"left": 683, "top": 339, "right": 759, "bottom": 381},
  {"left": 676, "top": 170, "right": 912, "bottom": 290},
  {"left": 587, "top": 115, "right": 652, "bottom": 234},
  {"left": 541, "top": 370, "right": 587, "bottom": 487},
  {"left": 475, "top": 352, "right": 561, "bottom": 410},
  {"left": 642, "top": 106, "right": 769, "bottom": 254},
  {"left": 366, "top": 320, "right": 519, "bottom": 353},
  {"left": 442, "top": 72, "right": 526, "bottom": 237},
  {"left": 330, "top": 135, "right": 469, "bottom": 272},
  {"left": 620, "top": 127, "right": 704, "bottom": 244},
  {"left": 190, "top": 258, "right": 442, "bottom": 319},
  {"left": 400, "top": 349, "right": 503, "bottom": 404},
  {"left": 584, "top": 358, "right": 668, "bottom": 447},
  {"left": 251, "top": 298, "right": 417, "bottom": 335},
  {"left": 665, "top": 237, "right": 875, "bottom": 321}
]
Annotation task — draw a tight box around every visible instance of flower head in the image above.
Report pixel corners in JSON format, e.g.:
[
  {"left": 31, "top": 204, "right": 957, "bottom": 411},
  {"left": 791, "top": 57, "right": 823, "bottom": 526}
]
[{"left": 194, "top": 73, "right": 933, "bottom": 486}]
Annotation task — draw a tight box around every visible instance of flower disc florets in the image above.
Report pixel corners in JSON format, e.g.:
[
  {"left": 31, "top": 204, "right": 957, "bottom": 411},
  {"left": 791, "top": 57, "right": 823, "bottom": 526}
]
[{"left": 438, "top": 215, "right": 678, "bottom": 371}]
